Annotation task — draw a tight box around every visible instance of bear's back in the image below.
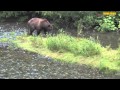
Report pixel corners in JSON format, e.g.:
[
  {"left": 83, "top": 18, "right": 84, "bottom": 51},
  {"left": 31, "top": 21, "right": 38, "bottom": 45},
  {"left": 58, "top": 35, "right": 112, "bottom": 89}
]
[{"left": 28, "top": 18, "right": 48, "bottom": 25}]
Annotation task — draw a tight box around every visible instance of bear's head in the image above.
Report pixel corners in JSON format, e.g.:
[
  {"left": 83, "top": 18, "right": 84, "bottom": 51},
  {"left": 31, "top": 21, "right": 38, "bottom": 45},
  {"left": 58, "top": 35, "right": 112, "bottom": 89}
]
[{"left": 41, "top": 19, "right": 53, "bottom": 31}]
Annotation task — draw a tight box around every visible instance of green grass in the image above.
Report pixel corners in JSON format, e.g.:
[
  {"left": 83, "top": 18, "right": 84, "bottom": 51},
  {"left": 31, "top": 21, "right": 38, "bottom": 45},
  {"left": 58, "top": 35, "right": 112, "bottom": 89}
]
[
  {"left": 46, "top": 33, "right": 102, "bottom": 57},
  {"left": 0, "top": 38, "right": 9, "bottom": 42},
  {"left": 1, "top": 31, "right": 120, "bottom": 73}
]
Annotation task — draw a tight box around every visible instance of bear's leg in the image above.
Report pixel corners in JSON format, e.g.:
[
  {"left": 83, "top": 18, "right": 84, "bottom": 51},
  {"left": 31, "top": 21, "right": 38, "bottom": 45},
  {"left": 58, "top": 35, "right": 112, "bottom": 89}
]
[
  {"left": 27, "top": 29, "right": 30, "bottom": 35},
  {"left": 36, "top": 30, "right": 41, "bottom": 36},
  {"left": 28, "top": 28, "right": 34, "bottom": 35},
  {"left": 44, "top": 29, "right": 47, "bottom": 35}
]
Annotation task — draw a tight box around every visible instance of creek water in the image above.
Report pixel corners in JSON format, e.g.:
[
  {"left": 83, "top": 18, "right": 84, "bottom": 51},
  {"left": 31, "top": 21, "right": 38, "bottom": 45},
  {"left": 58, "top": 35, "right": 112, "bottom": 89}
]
[{"left": 79, "top": 30, "right": 120, "bottom": 49}]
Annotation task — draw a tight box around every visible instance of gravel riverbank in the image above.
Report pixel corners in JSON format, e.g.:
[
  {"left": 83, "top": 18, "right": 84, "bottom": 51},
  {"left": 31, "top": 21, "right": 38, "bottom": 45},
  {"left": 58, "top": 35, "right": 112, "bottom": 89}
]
[{"left": 0, "top": 48, "right": 120, "bottom": 79}]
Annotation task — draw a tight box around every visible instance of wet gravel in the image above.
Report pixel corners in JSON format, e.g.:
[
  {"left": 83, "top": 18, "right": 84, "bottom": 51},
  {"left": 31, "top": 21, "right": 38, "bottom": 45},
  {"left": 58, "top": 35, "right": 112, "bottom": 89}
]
[{"left": 0, "top": 48, "right": 120, "bottom": 79}]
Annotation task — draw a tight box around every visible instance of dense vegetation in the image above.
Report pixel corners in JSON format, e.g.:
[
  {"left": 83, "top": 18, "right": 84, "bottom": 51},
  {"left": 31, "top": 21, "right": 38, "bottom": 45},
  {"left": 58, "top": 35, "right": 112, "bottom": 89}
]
[{"left": 0, "top": 11, "right": 120, "bottom": 33}]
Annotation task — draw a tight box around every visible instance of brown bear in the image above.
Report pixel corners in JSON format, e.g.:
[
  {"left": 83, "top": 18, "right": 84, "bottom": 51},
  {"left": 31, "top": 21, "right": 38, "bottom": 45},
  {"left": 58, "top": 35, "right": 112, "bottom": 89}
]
[{"left": 27, "top": 18, "right": 53, "bottom": 36}]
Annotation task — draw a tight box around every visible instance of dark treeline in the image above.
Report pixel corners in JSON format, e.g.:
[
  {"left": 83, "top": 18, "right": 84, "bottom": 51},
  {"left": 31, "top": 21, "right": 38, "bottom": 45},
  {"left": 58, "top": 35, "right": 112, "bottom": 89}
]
[{"left": 0, "top": 11, "right": 120, "bottom": 32}]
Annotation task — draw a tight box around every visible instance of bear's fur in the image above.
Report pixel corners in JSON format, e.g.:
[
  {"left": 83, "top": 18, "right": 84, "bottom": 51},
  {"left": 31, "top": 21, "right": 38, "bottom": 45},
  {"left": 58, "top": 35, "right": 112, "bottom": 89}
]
[{"left": 27, "top": 18, "right": 53, "bottom": 35}]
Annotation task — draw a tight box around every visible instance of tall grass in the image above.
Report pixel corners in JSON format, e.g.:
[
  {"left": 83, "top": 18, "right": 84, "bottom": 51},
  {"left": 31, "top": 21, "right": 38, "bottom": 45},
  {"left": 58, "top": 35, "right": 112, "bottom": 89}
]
[
  {"left": 46, "top": 30, "right": 102, "bottom": 57},
  {"left": 116, "top": 45, "right": 120, "bottom": 60}
]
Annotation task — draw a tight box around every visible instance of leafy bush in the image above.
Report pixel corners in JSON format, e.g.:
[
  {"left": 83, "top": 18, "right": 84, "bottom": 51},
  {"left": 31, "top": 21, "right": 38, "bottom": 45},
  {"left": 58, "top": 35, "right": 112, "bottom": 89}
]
[
  {"left": 97, "top": 16, "right": 117, "bottom": 31},
  {"left": 69, "top": 38, "right": 101, "bottom": 57}
]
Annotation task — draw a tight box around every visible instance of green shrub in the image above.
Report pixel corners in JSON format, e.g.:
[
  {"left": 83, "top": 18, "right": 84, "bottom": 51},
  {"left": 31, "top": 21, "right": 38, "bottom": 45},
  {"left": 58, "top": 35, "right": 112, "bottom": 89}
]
[
  {"left": 69, "top": 39, "right": 101, "bottom": 57},
  {"left": 46, "top": 30, "right": 75, "bottom": 52},
  {"left": 97, "top": 16, "right": 118, "bottom": 31},
  {"left": 18, "top": 16, "right": 29, "bottom": 22}
]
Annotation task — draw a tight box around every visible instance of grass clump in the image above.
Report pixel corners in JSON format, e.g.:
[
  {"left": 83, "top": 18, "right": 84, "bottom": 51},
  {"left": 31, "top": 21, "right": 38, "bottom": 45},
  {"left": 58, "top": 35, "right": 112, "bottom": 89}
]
[
  {"left": 46, "top": 30, "right": 102, "bottom": 57},
  {"left": 29, "top": 36, "right": 44, "bottom": 48},
  {"left": 0, "top": 38, "right": 9, "bottom": 42}
]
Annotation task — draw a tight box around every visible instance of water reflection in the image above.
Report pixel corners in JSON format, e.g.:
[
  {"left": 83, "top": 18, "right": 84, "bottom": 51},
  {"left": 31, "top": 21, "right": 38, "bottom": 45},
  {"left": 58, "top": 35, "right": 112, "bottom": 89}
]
[
  {"left": 0, "top": 22, "right": 26, "bottom": 39},
  {"left": 80, "top": 31, "right": 120, "bottom": 49}
]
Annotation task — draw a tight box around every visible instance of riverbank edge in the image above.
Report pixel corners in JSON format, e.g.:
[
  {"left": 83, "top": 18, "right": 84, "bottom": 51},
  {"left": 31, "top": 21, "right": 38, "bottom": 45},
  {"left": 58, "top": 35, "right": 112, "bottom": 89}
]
[{"left": 10, "top": 35, "right": 120, "bottom": 76}]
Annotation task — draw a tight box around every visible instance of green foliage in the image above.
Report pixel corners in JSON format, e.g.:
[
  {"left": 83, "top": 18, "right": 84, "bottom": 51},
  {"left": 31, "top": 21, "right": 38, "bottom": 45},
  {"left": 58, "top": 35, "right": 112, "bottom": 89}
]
[
  {"left": 97, "top": 16, "right": 117, "bottom": 31},
  {"left": 46, "top": 29, "right": 102, "bottom": 57},
  {"left": 82, "top": 14, "right": 97, "bottom": 28},
  {"left": 99, "top": 57, "right": 118, "bottom": 75},
  {"left": 46, "top": 29, "right": 75, "bottom": 52},
  {"left": 1, "top": 11, "right": 120, "bottom": 32},
  {"left": 71, "top": 39, "right": 101, "bottom": 57},
  {"left": 118, "top": 21, "right": 120, "bottom": 28},
  {"left": 74, "top": 19, "right": 84, "bottom": 36},
  {"left": 71, "top": 11, "right": 100, "bottom": 31},
  {"left": 0, "top": 38, "right": 9, "bottom": 42},
  {"left": 18, "top": 16, "right": 29, "bottom": 22},
  {"left": 116, "top": 45, "right": 120, "bottom": 60}
]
